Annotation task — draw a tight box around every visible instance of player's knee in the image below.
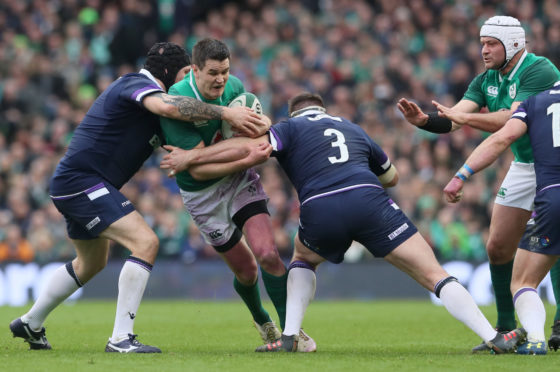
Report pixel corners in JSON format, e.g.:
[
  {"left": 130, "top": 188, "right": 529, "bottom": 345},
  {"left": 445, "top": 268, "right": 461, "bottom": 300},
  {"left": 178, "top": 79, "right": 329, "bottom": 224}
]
[
  {"left": 235, "top": 264, "right": 259, "bottom": 285},
  {"left": 131, "top": 231, "right": 159, "bottom": 262},
  {"left": 486, "top": 238, "right": 515, "bottom": 264},
  {"left": 255, "top": 248, "right": 282, "bottom": 271}
]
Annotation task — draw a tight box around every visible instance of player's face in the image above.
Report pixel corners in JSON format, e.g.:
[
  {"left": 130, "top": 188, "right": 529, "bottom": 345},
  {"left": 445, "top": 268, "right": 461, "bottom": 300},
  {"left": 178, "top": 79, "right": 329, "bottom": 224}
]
[
  {"left": 193, "top": 59, "right": 230, "bottom": 100},
  {"left": 480, "top": 36, "right": 506, "bottom": 70},
  {"left": 174, "top": 65, "right": 191, "bottom": 84}
]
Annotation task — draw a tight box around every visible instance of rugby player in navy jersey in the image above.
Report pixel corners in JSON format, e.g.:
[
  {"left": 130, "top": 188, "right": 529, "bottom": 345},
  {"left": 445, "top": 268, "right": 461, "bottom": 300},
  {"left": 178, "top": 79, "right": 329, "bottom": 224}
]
[
  {"left": 160, "top": 92, "right": 526, "bottom": 354},
  {"left": 9, "top": 42, "right": 268, "bottom": 353},
  {"left": 445, "top": 81, "right": 560, "bottom": 355}
]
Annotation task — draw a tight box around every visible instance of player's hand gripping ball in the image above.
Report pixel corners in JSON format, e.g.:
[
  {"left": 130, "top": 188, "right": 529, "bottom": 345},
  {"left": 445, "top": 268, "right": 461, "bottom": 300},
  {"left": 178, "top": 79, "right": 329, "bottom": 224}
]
[{"left": 222, "top": 92, "right": 263, "bottom": 139}]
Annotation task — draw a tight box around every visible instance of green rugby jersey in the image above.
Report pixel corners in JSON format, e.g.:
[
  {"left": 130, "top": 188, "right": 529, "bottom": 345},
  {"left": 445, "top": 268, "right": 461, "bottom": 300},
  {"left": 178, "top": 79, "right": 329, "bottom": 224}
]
[
  {"left": 463, "top": 52, "right": 560, "bottom": 163},
  {"left": 160, "top": 71, "right": 245, "bottom": 191}
]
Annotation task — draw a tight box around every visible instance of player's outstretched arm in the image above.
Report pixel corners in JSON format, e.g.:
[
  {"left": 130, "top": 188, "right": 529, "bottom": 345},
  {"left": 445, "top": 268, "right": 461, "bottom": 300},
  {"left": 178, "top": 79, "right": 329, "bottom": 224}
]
[
  {"left": 433, "top": 100, "right": 512, "bottom": 133},
  {"left": 143, "top": 93, "right": 268, "bottom": 137},
  {"left": 443, "top": 118, "right": 527, "bottom": 203}
]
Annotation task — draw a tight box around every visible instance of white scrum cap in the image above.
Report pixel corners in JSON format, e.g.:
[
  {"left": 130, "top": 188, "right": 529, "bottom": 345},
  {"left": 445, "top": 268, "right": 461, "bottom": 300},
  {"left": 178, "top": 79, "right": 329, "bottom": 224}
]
[{"left": 480, "top": 16, "right": 525, "bottom": 64}]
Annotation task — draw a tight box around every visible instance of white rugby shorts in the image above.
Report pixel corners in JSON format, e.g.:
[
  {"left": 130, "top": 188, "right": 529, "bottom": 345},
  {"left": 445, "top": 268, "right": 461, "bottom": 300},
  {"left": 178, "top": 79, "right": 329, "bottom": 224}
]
[
  {"left": 494, "top": 161, "right": 535, "bottom": 211},
  {"left": 179, "top": 168, "right": 267, "bottom": 246}
]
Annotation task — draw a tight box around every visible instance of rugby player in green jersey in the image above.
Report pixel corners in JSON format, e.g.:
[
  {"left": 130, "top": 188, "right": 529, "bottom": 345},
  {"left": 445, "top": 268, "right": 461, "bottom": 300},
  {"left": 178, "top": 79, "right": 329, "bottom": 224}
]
[
  {"left": 159, "top": 38, "right": 315, "bottom": 351},
  {"left": 397, "top": 16, "right": 560, "bottom": 352}
]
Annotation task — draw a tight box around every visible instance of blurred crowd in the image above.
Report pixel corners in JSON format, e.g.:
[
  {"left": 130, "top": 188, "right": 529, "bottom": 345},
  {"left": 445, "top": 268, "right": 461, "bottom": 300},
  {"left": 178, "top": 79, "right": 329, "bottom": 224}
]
[{"left": 1, "top": 0, "right": 560, "bottom": 265}]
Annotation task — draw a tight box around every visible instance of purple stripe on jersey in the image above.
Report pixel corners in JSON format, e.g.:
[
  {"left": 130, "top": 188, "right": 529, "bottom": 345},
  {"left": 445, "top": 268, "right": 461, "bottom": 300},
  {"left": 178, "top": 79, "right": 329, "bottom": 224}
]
[
  {"left": 301, "top": 184, "right": 383, "bottom": 205},
  {"left": 85, "top": 182, "right": 106, "bottom": 194},
  {"left": 132, "top": 84, "right": 162, "bottom": 101},
  {"left": 538, "top": 183, "right": 560, "bottom": 193},
  {"left": 50, "top": 182, "right": 106, "bottom": 200},
  {"left": 269, "top": 128, "right": 283, "bottom": 151}
]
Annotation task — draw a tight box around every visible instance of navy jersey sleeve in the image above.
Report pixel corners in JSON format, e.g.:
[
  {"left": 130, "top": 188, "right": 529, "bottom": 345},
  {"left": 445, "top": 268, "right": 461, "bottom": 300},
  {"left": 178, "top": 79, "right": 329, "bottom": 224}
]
[
  {"left": 510, "top": 97, "right": 533, "bottom": 127},
  {"left": 364, "top": 133, "right": 391, "bottom": 176},
  {"left": 113, "top": 74, "right": 164, "bottom": 108},
  {"left": 269, "top": 119, "right": 291, "bottom": 156}
]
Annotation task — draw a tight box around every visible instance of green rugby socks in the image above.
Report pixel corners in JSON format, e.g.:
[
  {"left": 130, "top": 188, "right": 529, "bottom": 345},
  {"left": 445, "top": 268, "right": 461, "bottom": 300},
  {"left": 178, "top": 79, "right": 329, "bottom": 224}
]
[
  {"left": 233, "top": 276, "right": 271, "bottom": 325},
  {"left": 490, "top": 260, "right": 517, "bottom": 331},
  {"left": 261, "top": 268, "right": 288, "bottom": 330}
]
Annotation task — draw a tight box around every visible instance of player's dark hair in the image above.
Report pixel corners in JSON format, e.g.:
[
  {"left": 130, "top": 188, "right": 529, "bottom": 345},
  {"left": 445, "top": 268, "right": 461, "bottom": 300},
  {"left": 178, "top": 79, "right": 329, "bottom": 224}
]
[
  {"left": 288, "top": 92, "right": 325, "bottom": 116},
  {"left": 192, "top": 38, "right": 230, "bottom": 69},
  {"left": 144, "top": 42, "right": 190, "bottom": 92}
]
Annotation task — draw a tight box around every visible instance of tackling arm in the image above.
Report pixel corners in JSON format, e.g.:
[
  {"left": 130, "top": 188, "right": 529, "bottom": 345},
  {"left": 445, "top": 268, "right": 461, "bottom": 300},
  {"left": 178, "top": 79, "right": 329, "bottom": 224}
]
[
  {"left": 160, "top": 135, "right": 271, "bottom": 178},
  {"left": 144, "top": 92, "right": 268, "bottom": 137}
]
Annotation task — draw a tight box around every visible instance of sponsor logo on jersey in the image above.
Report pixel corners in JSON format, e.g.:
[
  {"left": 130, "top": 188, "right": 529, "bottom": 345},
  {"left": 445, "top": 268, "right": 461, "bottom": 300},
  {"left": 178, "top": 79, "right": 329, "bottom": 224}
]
[
  {"left": 388, "top": 223, "right": 409, "bottom": 241},
  {"left": 121, "top": 200, "right": 131, "bottom": 207},
  {"left": 148, "top": 134, "right": 161, "bottom": 149},
  {"left": 193, "top": 120, "right": 209, "bottom": 127},
  {"left": 86, "top": 216, "right": 101, "bottom": 230},
  {"left": 209, "top": 229, "right": 223, "bottom": 240},
  {"left": 509, "top": 83, "right": 517, "bottom": 99},
  {"left": 530, "top": 235, "right": 551, "bottom": 248},
  {"left": 487, "top": 85, "right": 498, "bottom": 97}
]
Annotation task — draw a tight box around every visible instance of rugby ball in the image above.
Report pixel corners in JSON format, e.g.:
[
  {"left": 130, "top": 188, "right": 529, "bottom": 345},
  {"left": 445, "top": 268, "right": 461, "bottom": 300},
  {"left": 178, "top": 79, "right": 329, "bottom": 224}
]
[{"left": 222, "top": 92, "right": 263, "bottom": 139}]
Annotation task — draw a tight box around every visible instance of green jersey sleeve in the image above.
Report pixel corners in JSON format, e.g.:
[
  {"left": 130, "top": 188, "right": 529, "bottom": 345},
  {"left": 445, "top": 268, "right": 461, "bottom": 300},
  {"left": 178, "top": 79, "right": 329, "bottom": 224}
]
[
  {"left": 516, "top": 58, "right": 560, "bottom": 102},
  {"left": 462, "top": 72, "right": 487, "bottom": 107}
]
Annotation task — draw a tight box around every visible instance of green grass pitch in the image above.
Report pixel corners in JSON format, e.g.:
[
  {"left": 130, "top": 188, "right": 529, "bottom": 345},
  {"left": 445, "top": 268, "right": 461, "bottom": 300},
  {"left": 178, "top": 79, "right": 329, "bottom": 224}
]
[{"left": 1, "top": 300, "right": 558, "bottom": 371}]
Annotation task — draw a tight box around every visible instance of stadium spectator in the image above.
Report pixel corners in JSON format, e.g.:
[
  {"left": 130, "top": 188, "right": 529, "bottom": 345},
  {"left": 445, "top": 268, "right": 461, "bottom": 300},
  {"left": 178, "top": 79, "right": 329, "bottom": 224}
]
[{"left": 0, "top": 224, "right": 34, "bottom": 263}]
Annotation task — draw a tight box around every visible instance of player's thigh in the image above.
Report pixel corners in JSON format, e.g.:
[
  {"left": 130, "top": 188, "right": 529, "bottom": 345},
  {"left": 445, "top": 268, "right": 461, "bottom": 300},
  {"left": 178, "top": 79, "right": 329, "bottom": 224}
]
[
  {"left": 220, "top": 239, "right": 259, "bottom": 282},
  {"left": 291, "top": 233, "right": 326, "bottom": 267},
  {"left": 488, "top": 204, "right": 531, "bottom": 251},
  {"left": 511, "top": 249, "right": 558, "bottom": 292},
  {"left": 384, "top": 232, "right": 448, "bottom": 291}
]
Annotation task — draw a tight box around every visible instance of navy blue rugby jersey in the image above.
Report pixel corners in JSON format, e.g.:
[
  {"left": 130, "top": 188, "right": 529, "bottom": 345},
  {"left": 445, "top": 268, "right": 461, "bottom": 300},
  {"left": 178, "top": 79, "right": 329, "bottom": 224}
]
[
  {"left": 50, "top": 70, "right": 164, "bottom": 193},
  {"left": 269, "top": 109, "right": 391, "bottom": 203},
  {"left": 512, "top": 82, "right": 560, "bottom": 191}
]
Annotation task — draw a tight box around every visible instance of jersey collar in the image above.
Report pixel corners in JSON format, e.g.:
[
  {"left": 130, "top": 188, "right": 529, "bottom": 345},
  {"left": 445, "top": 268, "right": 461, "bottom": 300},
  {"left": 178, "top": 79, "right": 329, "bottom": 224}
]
[
  {"left": 290, "top": 106, "right": 326, "bottom": 118},
  {"left": 499, "top": 50, "right": 528, "bottom": 83},
  {"left": 139, "top": 69, "right": 164, "bottom": 90}
]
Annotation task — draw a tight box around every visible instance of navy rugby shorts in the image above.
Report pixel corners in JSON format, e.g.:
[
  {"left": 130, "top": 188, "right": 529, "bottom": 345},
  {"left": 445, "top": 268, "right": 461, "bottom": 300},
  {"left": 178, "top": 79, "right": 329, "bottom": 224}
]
[
  {"left": 298, "top": 186, "right": 417, "bottom": 263},
  {"left": 50, "top": 180, "right": 135, "bottom": 240},
  {"left": 519, "top": 186, "right": 560, "bottom": 255}
]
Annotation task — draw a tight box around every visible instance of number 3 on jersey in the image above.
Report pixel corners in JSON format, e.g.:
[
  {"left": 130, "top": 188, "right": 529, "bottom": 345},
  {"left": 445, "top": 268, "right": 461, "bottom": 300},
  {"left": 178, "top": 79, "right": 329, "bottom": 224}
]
[{"left": 324, "top": 128, "right": 349, "bottom": 163}]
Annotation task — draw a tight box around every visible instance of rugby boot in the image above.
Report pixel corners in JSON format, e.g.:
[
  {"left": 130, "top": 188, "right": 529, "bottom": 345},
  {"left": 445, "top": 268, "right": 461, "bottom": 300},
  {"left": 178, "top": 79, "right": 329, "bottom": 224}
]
[
  {"left": 255, "top": 334, "right": 298, "bottom": 352},
  {"left": 517, "top": 340, "right": 547, "bottom": 355},
  {"left": 548, "top": 320, "right": 560, "bottom": 351},
  {"left": 9, "top": 317, "right": 52, "bottom": 350},
  {"left": 486, "top": 328, "right": 526, "bottom": 354}
]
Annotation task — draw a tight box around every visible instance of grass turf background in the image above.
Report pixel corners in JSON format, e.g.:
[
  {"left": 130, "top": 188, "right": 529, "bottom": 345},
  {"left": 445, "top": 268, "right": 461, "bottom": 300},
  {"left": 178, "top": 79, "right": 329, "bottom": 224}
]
[{"left": 1, "top": 300, "right": 558, "bottom": 371}]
